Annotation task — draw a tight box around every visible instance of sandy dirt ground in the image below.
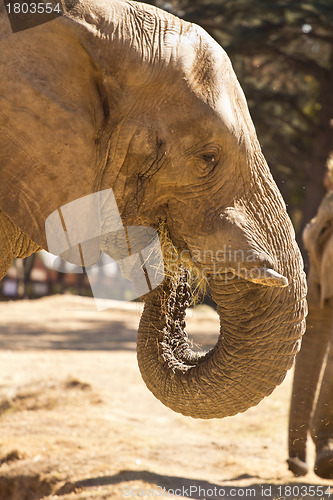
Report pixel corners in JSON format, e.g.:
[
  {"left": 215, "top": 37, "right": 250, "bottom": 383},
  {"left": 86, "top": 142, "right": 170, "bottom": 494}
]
[{"left": 0, "top": 295, "right": 331, "bottom": 500}]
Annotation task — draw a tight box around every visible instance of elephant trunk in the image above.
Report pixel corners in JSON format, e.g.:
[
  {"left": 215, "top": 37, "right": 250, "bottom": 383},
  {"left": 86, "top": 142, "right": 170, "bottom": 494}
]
[
  {"left": 288, "top": 301, "right": 333, "bottom": 474},
  {"left": 137, "top": 256, "right": 306, "bottom": 419}
]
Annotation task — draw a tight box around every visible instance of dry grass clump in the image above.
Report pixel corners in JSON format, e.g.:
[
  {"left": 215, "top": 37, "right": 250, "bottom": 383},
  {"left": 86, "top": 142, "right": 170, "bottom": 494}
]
[
  {"left": 0, "top": 449, "right": 23, "bottom": 466},
  {"left": 157, "top": 221, "right": 208, "bottom": 306},
  {"left": 0, "top": 390, "right": 57, "bottom": 414},
  {"left": 63, "top": 377, "right": 91, "bottom": 391}
]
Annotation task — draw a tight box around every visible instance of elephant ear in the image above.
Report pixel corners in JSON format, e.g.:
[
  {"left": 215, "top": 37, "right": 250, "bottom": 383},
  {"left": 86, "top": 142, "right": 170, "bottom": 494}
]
[{"left": 319, "top": 233, "right": 333, "bottom": 307}]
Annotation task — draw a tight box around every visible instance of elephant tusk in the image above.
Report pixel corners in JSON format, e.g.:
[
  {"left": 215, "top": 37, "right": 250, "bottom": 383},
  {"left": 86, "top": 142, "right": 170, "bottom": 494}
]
[{"left": 237, "top": 267, "right": 289, "bottom": 287}]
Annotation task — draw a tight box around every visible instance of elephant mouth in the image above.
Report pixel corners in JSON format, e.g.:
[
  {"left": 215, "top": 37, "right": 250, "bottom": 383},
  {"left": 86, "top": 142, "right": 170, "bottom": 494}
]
[
  {"left": 157, "top": 222, "right": 208, "bottom": 304},
  {"left": 158, "top": 221, "right": 289, "bottom": 296}
]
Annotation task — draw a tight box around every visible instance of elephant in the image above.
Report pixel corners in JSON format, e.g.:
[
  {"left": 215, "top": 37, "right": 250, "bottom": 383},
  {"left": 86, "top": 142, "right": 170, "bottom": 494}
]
[
  {"left": 288, "top": 191, "right": 333, "bottom": 479},
  {"left": 0, "top": 0, "right": 307, "bottom": 419}
]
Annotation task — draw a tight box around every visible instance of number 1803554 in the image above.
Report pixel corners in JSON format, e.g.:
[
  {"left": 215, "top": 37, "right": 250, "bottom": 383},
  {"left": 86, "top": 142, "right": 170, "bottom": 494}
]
[
  {"left": 6, "top": 3, "right": 62, "bottom": 14},
  {"left": 277, "top": 485, "right": 331, "bottom": 497}
]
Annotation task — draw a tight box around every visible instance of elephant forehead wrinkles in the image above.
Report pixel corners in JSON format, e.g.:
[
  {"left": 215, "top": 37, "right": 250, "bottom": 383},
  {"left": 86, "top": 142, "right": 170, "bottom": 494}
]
[
  {"left": 127, "top": 4, "right": 183, "bottom": 67},
  {"left": 128, "top": 1, "right": 223, "bottom": 97},
  {"left": 68, "top": 0, "right": 255, "bottom": 150},
  {"left": 76, "top": 1, "right": 233, "bottom": 111},
  {"left": 76, "top": 0, "right": 186, "bottom": 83}
]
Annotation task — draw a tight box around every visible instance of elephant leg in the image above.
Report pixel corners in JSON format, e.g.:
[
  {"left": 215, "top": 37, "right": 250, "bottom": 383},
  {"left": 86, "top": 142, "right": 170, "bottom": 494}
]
[
  {"left": 288, "top": 303, "right": 333, "bottom": 476},
  {"left": 312, "top": 340, "right": 333, "bottom": 479},
  {"left": 0, "top": 209, "right": 41, "bottom": 281}
]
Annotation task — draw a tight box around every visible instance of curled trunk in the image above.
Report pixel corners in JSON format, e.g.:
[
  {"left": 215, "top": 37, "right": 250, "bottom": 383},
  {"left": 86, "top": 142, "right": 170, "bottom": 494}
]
[{"left": 137, "top": 262, "right": 306, "bottom": 419}]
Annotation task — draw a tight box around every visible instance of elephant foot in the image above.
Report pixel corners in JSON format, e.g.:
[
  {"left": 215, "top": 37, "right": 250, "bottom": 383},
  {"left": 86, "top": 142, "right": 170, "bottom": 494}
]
[
  {"left": 315, "top": 446, "right": 333, "bottom": 479},
  {"left": 287, "top": 457, "right": 309, "bottom": 476}
]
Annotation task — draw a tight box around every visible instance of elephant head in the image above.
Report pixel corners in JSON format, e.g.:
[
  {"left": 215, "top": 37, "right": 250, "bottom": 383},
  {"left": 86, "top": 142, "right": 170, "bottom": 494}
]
[
  {"left": 288, "top": 192, "right": 333, "bottom": 478},
  {"left": 0, "top": 0, "right": 306, "bottom": 418}
]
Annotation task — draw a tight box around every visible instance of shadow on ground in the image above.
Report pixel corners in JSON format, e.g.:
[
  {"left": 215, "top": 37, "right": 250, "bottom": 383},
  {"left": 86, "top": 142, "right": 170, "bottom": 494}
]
[
  {"left": 0, "top": 296, "right": 218, "bottom": 351},
  {"left": 0, "top": 319, "right": 138, "bottom": 351},
  {"left": 55, "top": 470, "right": 332, "bottom": 499}
]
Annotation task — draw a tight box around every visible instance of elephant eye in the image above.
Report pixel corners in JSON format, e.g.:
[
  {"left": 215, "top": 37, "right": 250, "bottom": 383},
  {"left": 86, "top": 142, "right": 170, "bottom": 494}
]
[
  {"left": 202, "top": 153, "right": 218, "bottom": 166},
  {"left": 199, "top": 147, "right": 221, "bottom": 171}
]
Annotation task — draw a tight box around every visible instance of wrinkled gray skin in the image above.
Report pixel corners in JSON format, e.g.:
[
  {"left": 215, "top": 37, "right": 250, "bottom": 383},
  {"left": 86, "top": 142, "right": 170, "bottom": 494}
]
[
  {"left": 288, "top": 192, "right": 333, "bottom": 479},
  {"left": 0, "top": 0, "right": 307, "bottom": 418}
]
